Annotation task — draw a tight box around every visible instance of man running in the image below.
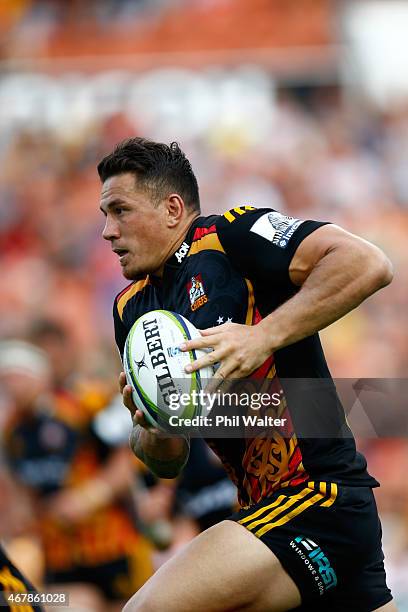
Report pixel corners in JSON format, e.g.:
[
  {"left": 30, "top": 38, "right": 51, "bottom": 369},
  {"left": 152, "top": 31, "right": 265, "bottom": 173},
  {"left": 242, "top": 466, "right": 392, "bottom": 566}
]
[{"left": 98, "top": 137, "right": 396, "bottom": 612}]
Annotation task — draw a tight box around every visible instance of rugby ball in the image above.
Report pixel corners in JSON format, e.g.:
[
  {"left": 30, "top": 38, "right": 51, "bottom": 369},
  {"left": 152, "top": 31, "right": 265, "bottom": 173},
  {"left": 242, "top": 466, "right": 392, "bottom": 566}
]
[{"left": 123, "top": 310, "right": 214, "bottom": 432}]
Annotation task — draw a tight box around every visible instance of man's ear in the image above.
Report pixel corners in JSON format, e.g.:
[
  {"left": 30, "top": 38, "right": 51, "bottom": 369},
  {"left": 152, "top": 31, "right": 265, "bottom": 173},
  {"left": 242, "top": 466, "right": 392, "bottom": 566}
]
[{"left": 165, "top": 194, "right": 184, "bottom": 228}]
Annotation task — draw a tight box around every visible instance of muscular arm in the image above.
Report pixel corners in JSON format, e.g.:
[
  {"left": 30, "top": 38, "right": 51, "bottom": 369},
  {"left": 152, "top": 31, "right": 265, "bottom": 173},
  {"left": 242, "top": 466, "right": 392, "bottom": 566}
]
[
  {"left": 121, "top": 373, "right": 189, "bottom": 478},
  {"left": 183, "top": 223, "right": 393, "bottom": 379},
  {"left": 129, "top": 424, "right": 189, "bottom": 479},
  {"left": 262, "top": 224, "right": 393, "bottom": 352}
]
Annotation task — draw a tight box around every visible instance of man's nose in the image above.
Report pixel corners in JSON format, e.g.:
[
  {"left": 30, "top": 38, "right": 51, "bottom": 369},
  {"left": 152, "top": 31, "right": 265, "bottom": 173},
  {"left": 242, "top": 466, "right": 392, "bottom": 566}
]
[{"left": 102, "top": 217, "right": 120, "bottom": 241}]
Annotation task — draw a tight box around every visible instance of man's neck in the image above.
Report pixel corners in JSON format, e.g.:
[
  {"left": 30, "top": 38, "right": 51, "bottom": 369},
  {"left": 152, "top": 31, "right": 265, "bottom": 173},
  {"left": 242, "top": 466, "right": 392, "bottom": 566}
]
[{"left": 153, "top": 213, "right": 200, "bottom": 278}]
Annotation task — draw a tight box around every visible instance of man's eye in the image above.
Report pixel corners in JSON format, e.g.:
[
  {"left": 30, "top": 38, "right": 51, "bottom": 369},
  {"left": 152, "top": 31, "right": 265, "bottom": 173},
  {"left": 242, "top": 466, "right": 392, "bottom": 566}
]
[{"left": 114, "top": 207, "right": 125, "bottom": 215}]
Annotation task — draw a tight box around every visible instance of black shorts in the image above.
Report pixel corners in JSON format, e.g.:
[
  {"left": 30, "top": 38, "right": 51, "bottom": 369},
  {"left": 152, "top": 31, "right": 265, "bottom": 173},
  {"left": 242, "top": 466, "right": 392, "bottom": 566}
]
[{"left": 229, "top": 481, "right": 393, "bottom": 611}]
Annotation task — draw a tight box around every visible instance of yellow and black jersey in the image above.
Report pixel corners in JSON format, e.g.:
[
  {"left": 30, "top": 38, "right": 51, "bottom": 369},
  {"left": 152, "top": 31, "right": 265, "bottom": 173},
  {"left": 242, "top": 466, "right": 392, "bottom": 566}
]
[
  {"left": 113, "top": 207, "right": 378, "bottom": 507},
  {"left": 3, "top": 393, "right": 141, "bottom": 579},
  {"left": 0, "top": 545, "right": 43, "bottom": 611}
]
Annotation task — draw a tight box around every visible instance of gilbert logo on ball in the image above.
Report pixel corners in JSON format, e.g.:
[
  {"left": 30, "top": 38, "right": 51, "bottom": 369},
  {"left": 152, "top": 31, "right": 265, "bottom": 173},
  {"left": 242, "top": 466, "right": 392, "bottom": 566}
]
[{"left": 124, "top": 310, "right": 214, "bottom": 431}]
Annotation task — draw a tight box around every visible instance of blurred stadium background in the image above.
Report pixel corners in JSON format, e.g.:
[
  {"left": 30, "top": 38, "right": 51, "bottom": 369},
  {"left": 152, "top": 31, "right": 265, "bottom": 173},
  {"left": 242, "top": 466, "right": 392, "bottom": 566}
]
[{"left": 0, "top": 0, "right": 407, "bottom": 609}]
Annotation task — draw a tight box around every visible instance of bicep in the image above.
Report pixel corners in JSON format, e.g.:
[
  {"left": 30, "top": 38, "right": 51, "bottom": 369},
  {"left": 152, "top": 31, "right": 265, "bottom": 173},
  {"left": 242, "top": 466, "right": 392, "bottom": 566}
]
[
  {"left": 288, "top": 224, "right": 374, "bottom": 286},
  {"left": 217, "top": 209, "right": 331, "bottom": 286}
]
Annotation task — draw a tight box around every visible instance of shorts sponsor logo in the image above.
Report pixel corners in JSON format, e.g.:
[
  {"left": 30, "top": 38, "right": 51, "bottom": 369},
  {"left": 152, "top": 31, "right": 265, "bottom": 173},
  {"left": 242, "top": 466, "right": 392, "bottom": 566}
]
[
  {"left": 250, "top": 212, "right": 303, "bottom": 248},
  {"left": 187, "top": 274, "right": 208, "bottom": 312},
  {"left": 289, "top": 535, "right": 337, "bottom": 595}
]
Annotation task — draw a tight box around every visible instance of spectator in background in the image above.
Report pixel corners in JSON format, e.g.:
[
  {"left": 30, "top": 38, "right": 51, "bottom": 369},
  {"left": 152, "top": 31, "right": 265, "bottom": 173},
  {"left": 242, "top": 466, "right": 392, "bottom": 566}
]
[
  {"left": 0, "top": 340, "right": 46, "bottom": 612},
  {"left": 0, "top": 336, "right": 153, "bottom": 612}
]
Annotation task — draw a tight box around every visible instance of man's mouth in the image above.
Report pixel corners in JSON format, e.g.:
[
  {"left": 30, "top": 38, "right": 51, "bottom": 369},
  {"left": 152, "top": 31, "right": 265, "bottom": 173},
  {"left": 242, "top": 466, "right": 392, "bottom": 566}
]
[{"left": 113, "top": 248, "right": 129, "bottom": 263}]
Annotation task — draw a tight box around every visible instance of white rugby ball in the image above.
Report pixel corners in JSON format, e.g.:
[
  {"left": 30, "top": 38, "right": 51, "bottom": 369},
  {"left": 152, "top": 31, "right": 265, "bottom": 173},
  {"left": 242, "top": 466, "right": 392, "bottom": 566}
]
[{"left": 123, "top": 310, "right": 214, "bottom": 432}]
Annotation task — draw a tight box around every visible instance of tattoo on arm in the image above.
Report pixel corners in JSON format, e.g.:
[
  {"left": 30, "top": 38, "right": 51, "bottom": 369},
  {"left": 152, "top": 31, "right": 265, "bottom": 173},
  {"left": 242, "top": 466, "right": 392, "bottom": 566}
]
[
  {"left": 130, "top": 425, "right": 190, "bottom": 478},
  {"left": 141, "top": 451, "right": 189, "bottom": 479}
]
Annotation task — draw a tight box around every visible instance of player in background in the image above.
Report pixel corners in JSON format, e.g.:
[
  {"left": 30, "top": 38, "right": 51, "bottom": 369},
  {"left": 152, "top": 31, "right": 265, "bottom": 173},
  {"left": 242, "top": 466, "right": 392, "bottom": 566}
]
[
  {"left": 98, "top": 138, "right": 396, "bottom": 611},
  {"left": 1, "top": 330, "right": 153, "bottom": 612},
  {"left": 0, "top": 341, "right": 47, "bottom": 612}
]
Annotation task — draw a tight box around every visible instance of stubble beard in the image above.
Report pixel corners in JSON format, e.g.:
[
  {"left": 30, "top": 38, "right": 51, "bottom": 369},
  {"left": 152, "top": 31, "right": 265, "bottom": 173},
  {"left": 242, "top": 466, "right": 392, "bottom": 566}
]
[
  {"left": 123, "top": 266, "right": 145, "bottom": 281},
  {"left": 122, "top": 259, "right": 156, "bottom": 281}
]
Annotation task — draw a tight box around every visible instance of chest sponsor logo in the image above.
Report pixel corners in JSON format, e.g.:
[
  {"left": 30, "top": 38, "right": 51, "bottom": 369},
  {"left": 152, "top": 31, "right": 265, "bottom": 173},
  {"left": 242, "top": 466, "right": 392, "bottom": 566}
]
[
  {"left": 187, "top": 274, "right": 208, "bottom": 311},
  {"left": 175, "top": 241, "right": 190, "bottom": 263},
  {"left": 250, "top": 212, "right": 303, "bottom": 248}
]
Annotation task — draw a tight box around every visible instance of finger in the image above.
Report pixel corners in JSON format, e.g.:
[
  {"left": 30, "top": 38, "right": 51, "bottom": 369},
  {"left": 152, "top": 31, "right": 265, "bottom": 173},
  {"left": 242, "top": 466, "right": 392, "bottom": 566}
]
[
  {"left": 185, "top": 349, "right": 221, "bottom": 373},
  {"left": 213, "top": 357, "right": 239, "bottom": 380},
  {"left": 123, "top": 384, "right": 136, "bottom": 415},
  {"left": 134, "top": 409, "right": 167, "bottom": 435},
  {"left": 199, "top": 325, "right": 229, "bottom": 336},
  {"left": 205, "top": 369, "right": 229, "bottom": 394},
  {"left": 204, "top": 370, "right": 243, "bottom": 415},
  {"left": 119, "top": 371, "right": 127, "bottom": 393},
  {"left": 180, "top": 335, "right": 216, "bottom": 352},
  {"left": 202, "top": 374, "right": 237, "bottom": 405},
  {"left": 203, "top": 356, "right": 239, "bottom": 392},
  {"left": 203, "top": 375, "right": 224, "bottom": 396},
  {"left": 134, "top": 409, "right": 150, "bottom": 429}
]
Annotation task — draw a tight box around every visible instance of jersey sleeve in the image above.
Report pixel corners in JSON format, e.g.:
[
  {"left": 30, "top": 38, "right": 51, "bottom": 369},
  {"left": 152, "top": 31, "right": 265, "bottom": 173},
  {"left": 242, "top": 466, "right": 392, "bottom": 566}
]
[
  {"left": 216, "top": 207, "right": 330, "bottom": 286},
  {"left": 113, "top": 298, "right": 128, "bottom": 360}
]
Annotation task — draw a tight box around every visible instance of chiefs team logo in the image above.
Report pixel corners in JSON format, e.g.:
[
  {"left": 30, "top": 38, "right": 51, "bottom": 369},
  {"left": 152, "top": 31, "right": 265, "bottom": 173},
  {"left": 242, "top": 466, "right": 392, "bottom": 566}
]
[{"left": 187, "top": 274, "right": 208, "bottom": 311}]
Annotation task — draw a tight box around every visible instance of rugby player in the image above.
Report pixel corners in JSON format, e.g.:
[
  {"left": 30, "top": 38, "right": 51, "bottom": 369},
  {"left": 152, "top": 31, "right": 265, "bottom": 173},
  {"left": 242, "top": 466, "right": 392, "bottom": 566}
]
[
  {"left": 1, "top": 330, "right": 153, "bottom": 611},
  {"left": 0, "top": 546, "right": 44, "bottom": 612},
  {"left": 0, "top": 341, "right": 47, "bottom": 612},
  {"left": 98, "top": 138, "right": 396, "bottom": 611}
]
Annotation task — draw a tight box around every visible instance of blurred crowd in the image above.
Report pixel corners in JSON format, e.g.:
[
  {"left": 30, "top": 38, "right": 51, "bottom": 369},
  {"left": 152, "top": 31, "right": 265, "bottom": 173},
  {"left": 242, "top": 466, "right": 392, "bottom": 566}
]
[
  {"left": 0, "top": 0, "right": 330, "bottom": 60},
  {"left": 0, "top": 0, "right": 170, "bottom": 37}
]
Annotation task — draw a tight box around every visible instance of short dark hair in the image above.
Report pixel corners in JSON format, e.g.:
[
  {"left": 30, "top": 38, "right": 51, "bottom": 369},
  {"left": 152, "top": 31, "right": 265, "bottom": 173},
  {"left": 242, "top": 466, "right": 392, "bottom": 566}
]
[{"left": 97, "top": 137, "right": 200, "bottom": 212}]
